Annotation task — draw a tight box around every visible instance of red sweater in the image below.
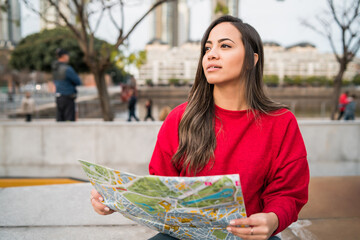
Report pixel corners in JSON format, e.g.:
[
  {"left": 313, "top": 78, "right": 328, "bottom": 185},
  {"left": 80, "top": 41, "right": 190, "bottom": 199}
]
[{"left": 149, "top": 103, "right": 309, "bottom": 235}]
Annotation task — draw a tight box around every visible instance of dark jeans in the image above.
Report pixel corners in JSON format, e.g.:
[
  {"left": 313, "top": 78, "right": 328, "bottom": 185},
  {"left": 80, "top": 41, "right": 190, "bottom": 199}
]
[
  {"left": 144, "top": 114, "right": 155, "bottom": 121},
  {"left": 128, "top": 109, "right": 139, "bottom": 121},
  {"left": 56, "top": 95, "right": 76, "bottom": 121},
  {"left": 25, "top": 114, "right": 32, "bottom": 122},
  {"left": 148, "top": 233, "right": 281, "bottom": 240},
  {"left": 337, "top": 110, "right": 344, "bottom": 120}
]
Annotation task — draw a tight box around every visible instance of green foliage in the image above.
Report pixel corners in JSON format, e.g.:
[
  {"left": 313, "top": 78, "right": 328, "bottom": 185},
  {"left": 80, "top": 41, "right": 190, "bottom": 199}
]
[
  {"left": 352, "top": 74, "right": 360, "bottom": 86},
  {"left": 284, "top": 75, "right": 334, "bottom": 87},
  {"left": 10, "top": 27, "right": 118, "bottom": 74},
  {"left": 342, "top": 79, "right": 351, "bottom": 86},
  {"left": 214, "top": 2, "right": 229, "bottom": 15},
  {"left": 10, "top": 28, "right": 85, "bottom": 72},
  {"left": 145, "top": 79, "right": 153, "bottom": 86},
  {"left": 126, "top": 50, "right": 147, "bottom": 69},
  {"left": 0, "top": 5, "right": 8, "bottom": 12},
  {"left": 284, "top": 76, "right": 295, "bottom": 86},
  {"left": 168, "top": 78, "right": 180, "bottom": 86},
  {"left": 106, "top": 64, "right": 130, "bottom": 85},
  {"left": 305, "top": 76, "right": 328, "bottom": 86},
  {"left": 263, "top": 75, "right": 279, "bottom": 87}
]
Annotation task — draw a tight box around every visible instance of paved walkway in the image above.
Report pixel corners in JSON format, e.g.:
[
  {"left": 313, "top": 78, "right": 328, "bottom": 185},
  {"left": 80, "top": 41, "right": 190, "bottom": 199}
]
[{"left": 1, "top": 176, "right": 359, "bottom": 240}]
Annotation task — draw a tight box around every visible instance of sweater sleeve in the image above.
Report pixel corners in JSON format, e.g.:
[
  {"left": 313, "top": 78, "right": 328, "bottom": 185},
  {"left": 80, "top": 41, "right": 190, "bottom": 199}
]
[
  {"left": 148, "top": 104, "right": 186, "bottom": 176},
  {"left": 261, "top": 113, "right": 309, "bottom": 235}
]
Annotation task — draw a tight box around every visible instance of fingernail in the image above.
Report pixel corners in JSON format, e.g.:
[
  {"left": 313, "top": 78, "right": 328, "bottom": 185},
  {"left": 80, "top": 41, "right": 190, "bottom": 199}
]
[
  {"left": 230, "top": 220, "right": 235, "bottom": 225},
  {"left": 104, "top": 207, "right": 110, "bottom": 212},
  {"left": 99, "top": 197, "right": 103, "bottom": 201},
  {"left": 226, "top": 227, "right": 231, "bottom": 232}
]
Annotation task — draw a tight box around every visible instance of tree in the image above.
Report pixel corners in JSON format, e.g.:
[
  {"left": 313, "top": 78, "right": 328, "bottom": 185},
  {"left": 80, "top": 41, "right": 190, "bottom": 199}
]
[
  {"left": 23, "top": 0, "right": 174, "bottom": 121},
  {"left": 10, "top": 28, "right": 89, "bottom": 73},
  {"left": 303, "top": 0, "right": 360, "bottom": 120}
]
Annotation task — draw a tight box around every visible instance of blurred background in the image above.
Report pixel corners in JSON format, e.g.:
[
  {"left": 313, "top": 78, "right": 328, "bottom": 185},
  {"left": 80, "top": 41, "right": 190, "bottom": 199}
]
[
  {"left": 0, "top": 1, "right": 359, "bottom": 240},
  {"left": 0, "top": 0, "right": 359, "bottom": 121}
]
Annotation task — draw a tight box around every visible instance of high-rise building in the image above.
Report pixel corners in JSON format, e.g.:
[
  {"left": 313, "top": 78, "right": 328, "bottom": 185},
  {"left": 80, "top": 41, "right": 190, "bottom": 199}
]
[
  {"left": 0, "top": 0, "right": 21, "bottom": 47},
  {"left": 39, "top": 0, "right": 76, "bottom": 30},
  {"left": 151, "top": 0, "right": 189, "bottom": 47},
  {"left": 211, "top": 0, "right": 239, "bottom": 20}
]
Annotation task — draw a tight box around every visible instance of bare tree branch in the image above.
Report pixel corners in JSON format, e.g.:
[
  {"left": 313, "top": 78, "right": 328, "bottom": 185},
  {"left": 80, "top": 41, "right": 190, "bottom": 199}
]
[
  {"left": 46, "top": 0, "right": 82, "bottom": 40},
  {"left": 115, "top": 0, "right": 175, "bottom": 48},
  {"left": 345, "top": 28, "right": 357, "bottom": 48},
  {"left": 66, "top": 1, "right": 77, "bottom": 17},
  {"left": 349, "top": 0, "right": 360, "bottom": 23},
  {"left": 120, "top": 0, "right": 125, "bottom": 34},
  {"left": 350, "top": 37, "right": 360, "bottom": 58},
  {"left": 108, "top": 2, "right": 121, "bottom": 31},
  {"left": 327, "top": 33, "right": 341, "bottom": 62},
  {"left": 92, "top": 0, "right": 106, "bottom": 34},
  {"left": 88, "top": 1, "right": 118, "bottom": 17},
  {"left": 23, "top": 0, "right": 61, "bottom": 27},
  {"left": 328, "top": 0, "right": 343, "bottom": 28}
]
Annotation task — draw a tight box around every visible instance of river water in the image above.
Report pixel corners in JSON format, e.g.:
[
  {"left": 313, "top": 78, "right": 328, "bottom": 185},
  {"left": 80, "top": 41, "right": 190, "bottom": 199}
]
[{"left": 110, "top": 97, "right": 360, "bottom": 121}]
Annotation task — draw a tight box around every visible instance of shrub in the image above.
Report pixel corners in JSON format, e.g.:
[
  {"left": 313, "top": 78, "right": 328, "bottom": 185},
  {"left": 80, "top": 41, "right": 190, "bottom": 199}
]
[
  {"left": 168, "top": 78, "right": 180, "bottom": 86},
  {"left": 263, "top": 75, "right": 279, "bottom": 87},
  {"left": 352, "top": 74, "right": 360, "bottom": 86}
]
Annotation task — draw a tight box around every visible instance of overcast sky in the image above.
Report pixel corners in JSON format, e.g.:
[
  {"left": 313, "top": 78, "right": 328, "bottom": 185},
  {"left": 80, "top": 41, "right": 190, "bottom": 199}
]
[{"left": 21, "top": 0, "right": 338, "bottom": 54}]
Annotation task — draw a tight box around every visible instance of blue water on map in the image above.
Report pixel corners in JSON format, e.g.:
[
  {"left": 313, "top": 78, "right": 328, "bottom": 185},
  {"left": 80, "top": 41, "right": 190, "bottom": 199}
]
[
  {"left": 181, "top": 188, "right": 234, "bottom": 206},
  {"left": 135, "top": 202, "right": 155, "bottom": 212}
]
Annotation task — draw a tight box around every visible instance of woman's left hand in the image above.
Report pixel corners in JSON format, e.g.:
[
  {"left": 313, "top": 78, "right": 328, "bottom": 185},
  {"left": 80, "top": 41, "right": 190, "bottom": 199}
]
[{"left": 226, "top": 212, "right": 279, "bottom": 240}]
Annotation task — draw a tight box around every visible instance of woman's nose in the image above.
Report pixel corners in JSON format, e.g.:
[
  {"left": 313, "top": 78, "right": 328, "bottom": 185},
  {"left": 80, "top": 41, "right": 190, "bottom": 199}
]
[{"left": 207, "top": 48, "right": 219, "bottom": 60}]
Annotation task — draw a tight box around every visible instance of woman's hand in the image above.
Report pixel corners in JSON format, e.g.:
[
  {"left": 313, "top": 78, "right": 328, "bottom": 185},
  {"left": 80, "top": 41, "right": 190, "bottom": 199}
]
[
  {"left": 226, "top": 212, "right": 279, "bottom": 240},
  {"left": 90, "top": 189, "right": 114, "bottom": 215}
]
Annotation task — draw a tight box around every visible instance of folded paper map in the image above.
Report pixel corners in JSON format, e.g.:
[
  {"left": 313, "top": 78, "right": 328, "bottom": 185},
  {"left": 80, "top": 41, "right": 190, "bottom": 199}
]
[{"left": 79, "top": 160, "right": 247, "bottom": 240}]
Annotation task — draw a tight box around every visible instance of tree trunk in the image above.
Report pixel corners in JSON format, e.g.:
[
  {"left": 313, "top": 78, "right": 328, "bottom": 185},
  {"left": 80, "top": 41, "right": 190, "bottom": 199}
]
[
  {"left": 330, "top": 62, "right": 346, "bottom": 120},
  {"left": 93, "top": 69, "right": 114, "bottom": 121}
]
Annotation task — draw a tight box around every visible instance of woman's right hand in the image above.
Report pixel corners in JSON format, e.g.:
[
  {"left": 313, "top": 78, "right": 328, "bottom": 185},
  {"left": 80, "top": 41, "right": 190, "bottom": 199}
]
[{"left": 90, "top": 189, "right": 115, "bottom": 215}]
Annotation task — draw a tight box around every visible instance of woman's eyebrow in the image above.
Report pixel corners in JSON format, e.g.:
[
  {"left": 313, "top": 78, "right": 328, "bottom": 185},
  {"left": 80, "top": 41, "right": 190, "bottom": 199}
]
[
  {"left": 218, "top": 38, "right": 235, "bottom": 43},
  {"left": 206, "top": 38, "right": 235, "bottom": 44}
]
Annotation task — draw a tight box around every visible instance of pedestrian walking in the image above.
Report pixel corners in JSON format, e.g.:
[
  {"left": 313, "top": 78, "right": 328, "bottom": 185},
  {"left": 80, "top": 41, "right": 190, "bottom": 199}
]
[
  {"left": 144, "top": 99, "right": 155, "bottom": 121},
  {"left": 127, "top": 88, "right": 139, "bottom": 122}
]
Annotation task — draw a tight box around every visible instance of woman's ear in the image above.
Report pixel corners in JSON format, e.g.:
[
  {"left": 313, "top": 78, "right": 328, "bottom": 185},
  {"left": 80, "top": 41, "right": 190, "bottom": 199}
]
[{"left": 254, "top": 53, "right": 259, "bottom": 66}]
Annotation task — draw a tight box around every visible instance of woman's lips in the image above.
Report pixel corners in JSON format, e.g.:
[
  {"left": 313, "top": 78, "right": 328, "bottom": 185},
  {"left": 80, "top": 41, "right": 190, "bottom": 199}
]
[{"left": 206, "top": 65, "right": 222, "bottom": 72}]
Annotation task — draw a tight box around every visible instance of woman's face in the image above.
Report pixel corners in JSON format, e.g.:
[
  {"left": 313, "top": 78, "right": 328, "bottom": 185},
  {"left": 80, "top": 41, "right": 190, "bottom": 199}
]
[{"left": 202, "top": 22, "right": 245, "bottom": 87}]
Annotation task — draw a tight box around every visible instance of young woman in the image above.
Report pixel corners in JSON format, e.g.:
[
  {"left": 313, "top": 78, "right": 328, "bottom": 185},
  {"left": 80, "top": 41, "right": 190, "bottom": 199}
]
[{"left": 91, "top": 15, "right": 309, "bottom": 240}]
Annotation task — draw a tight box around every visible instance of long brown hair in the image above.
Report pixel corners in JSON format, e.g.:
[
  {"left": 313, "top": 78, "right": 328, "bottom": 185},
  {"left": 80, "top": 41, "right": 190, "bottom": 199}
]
[{"left": 172, "top": 15, "right": 286, "bottom": 175}]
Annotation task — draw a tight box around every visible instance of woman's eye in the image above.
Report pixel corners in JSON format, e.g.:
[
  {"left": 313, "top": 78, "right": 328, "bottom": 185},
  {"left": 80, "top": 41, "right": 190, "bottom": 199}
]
[
  {"left": 221, "top": 44, "right": 231, "bottom": 48},
  {"left": 205, "top": 46, "right": 211, "bottom": 52}
]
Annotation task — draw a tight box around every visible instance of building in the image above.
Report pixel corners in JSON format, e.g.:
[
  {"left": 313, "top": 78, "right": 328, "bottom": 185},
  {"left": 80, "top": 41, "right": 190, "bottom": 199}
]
[
  {"left": 39, "top": 0, "right": 76, "bottom": 30},
  {"left": 138, "top": 41, "right": 360, "bottom": 86},
  {"left": 0, "top": 0, "right": 21, "bottom": 90},
  {"left": 0, "top": 0, "right": 21, "bottom": 47},
  {"left": 151, "top": 0, "right": 189, "bottom": 47},
  {"left": 263, "top": 42, "right": 360, "bottom": 83},
  {"left": 138, "top": 40, "right": 200, "bottom": 85}
]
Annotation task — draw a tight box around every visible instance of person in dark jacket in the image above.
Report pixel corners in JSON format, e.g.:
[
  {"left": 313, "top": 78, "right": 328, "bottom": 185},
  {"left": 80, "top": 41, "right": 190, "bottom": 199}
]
[
  {"left": 127, "top": 88, "right": 139, "bottom": 122},
  {"left": 344, "top": 94, "right": 357, "bottom": 120},
  {"left": 52, "top": 48, "right": 82, "bottom": 121}
]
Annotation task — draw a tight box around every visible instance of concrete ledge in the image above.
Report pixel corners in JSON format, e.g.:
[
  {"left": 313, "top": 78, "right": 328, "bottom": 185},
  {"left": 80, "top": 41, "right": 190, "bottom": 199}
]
[
  {"left": 0, "top": 183, "right": 158, "bottom": 240},
  {"left": 0, "top": 121, "right": 359, "bottom": 178}
]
